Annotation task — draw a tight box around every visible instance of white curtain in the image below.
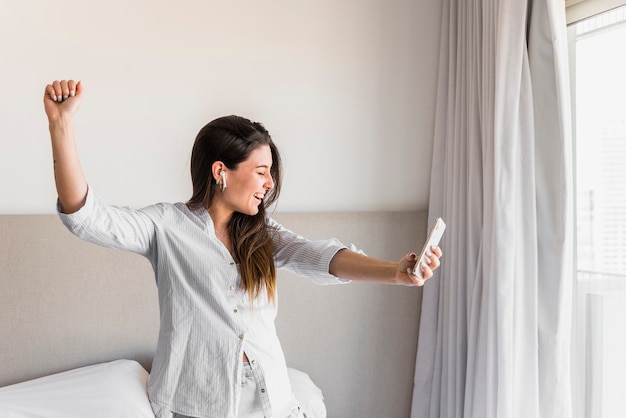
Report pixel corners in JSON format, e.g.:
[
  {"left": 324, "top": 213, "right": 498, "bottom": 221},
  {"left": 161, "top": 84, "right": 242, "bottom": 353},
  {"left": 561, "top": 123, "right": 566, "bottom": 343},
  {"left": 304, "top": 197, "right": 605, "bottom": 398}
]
[{"left": 411, "top": 1, "right": 573, "bottom": 417}]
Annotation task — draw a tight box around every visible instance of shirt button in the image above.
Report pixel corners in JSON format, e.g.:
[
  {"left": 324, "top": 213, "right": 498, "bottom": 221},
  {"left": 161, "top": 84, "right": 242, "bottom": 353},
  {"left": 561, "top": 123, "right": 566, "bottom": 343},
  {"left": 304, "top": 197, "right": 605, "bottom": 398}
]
[
  {"left": 229, "top": 262, "right": 235, "bottom": 266},
  {"left": 229, "top": 285, "right": 235, "bottom": 291},
  {"left": 251, "top": 360, "right": 255, "bottom": 365},
  {"left": 261, "top": 388, "right": 266, "bottom": 393},
  {"left": 239, "top": 334, "right": 244, "bottom": 340},
  {"left": 233, "top": 309, "right": 238, "bottom": 314}
]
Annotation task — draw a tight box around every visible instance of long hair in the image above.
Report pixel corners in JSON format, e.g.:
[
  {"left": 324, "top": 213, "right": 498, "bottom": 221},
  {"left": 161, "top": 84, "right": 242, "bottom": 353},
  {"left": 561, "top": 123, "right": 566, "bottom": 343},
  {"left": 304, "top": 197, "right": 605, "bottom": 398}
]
[{"left": 187, "top": 115, "right": 282, "bottom": 303}]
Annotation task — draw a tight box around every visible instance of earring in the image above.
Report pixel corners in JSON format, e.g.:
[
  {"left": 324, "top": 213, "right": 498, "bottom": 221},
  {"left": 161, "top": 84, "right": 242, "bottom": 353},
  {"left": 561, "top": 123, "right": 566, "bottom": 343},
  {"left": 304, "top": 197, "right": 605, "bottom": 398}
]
[{"left": 219, "top": 171, "right": 227, "bottom": 191}]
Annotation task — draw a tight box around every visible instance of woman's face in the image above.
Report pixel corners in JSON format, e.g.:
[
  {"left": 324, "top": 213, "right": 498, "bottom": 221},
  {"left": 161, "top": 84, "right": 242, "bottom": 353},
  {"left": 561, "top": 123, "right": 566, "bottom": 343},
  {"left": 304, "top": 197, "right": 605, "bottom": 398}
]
[{"left": 220, "top": 144, "right": 274, "bottom": 216}]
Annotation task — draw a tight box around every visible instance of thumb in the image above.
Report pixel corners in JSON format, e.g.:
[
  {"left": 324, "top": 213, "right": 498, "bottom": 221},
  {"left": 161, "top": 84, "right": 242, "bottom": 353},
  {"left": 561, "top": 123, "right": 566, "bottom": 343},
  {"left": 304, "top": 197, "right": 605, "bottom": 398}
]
[{"left": 400, "top": 252, "right": 417, "bottom": 270}]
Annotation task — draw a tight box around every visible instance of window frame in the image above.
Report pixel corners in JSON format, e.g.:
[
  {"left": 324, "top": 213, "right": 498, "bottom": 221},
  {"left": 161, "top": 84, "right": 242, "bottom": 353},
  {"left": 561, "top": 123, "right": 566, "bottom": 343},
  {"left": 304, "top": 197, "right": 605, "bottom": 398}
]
[{"left": 567, "top": 0, "right": 626, "bottom": 24}]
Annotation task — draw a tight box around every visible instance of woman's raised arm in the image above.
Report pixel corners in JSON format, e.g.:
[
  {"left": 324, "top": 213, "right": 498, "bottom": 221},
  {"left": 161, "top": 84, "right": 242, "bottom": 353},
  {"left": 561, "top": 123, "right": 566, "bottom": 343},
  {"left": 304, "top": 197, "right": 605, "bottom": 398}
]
[{"left": 44, "top": 80, "right": 87, "bottom": 214}]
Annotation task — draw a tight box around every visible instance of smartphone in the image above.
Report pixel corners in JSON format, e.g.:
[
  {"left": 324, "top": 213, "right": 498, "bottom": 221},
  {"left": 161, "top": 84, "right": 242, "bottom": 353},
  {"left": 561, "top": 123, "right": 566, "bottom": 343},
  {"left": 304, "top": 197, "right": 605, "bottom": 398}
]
[{"left": 412, "top": 217, "right": 446, "bottom": 278}]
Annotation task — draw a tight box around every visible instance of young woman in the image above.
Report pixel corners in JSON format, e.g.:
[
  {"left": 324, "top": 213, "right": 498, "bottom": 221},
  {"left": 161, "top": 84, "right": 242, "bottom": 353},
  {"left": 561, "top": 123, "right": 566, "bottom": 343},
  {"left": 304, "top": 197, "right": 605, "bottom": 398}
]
[{"left": 44, "top": 79, "right": 442, "bottom": 418}]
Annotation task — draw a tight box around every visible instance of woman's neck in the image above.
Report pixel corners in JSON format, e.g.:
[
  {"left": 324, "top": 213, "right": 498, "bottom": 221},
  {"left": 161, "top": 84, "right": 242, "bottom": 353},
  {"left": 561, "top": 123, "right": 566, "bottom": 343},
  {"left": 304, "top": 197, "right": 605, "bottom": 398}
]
[
  {"left": 207, "top": 203, "right": 232, "bottom": 235},
  {"left": 207, "top": 204, "right": 234, "bottom": 253}
]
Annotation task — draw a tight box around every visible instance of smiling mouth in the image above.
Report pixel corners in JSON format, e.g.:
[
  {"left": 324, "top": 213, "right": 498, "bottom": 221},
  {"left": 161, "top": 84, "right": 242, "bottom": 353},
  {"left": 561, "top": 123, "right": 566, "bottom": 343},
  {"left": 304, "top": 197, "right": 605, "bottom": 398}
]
[{"left": 253, "top": 193, "right": 265, "bottom": 202}]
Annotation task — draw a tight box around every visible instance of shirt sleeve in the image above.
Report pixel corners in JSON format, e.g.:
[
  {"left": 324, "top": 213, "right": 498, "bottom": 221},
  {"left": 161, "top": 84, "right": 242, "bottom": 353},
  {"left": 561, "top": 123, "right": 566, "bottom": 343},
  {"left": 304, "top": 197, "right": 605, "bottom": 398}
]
[
  {"left": 57, "top": 186, "right": 158, "bottom": 258},
  {"left": 267, "top": 216, "right": 351, "bottom": 285}
]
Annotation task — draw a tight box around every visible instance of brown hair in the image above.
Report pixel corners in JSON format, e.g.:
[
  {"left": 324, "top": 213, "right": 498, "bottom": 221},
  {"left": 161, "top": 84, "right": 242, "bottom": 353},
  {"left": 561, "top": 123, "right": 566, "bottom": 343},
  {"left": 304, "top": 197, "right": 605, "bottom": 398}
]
[{"left": 187, "top": 115, "right": 282, "bottom": 303}]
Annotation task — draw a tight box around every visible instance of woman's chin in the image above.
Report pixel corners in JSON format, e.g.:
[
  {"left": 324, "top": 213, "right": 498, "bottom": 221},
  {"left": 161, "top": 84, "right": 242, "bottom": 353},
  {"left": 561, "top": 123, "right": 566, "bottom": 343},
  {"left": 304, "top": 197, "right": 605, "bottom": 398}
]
[
  {"left": 234, "top": 201, "right": 262, "bottom": 216},
  {"left": 241, "top": 206, "right": 260, "bottom": 216}
]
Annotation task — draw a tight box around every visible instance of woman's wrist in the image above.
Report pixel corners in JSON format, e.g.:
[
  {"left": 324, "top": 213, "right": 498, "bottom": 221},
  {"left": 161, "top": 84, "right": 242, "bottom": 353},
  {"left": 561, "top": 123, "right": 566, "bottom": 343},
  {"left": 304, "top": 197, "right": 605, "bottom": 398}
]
[
  {"left": 48, "top": 117, "right": 75, "bottom": 145},
  {"left": 48, "top": 114, "right": 73, "bottom": 132}
]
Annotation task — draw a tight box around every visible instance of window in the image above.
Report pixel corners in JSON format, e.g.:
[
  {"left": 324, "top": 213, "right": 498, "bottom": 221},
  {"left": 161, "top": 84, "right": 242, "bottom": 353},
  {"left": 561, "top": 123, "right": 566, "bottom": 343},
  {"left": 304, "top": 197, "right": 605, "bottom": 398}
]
[{"left": 568, "top": 5, "right": 626, "bottom": 418}]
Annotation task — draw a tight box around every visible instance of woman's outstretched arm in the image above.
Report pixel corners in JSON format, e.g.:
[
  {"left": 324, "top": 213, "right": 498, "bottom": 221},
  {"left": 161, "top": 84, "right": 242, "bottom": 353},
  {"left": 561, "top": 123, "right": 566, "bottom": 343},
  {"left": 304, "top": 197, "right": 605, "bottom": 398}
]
[
  {"left": 329, "top": 246, "right": 442, "bottom": 287},
  {"left": 44, "top": 79, "right": 87, "bottom": 214}
]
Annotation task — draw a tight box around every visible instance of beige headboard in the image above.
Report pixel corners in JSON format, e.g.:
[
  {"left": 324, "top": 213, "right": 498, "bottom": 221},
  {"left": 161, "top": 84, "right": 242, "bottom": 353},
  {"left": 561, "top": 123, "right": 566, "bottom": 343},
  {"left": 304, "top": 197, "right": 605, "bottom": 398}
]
[{"left": 0, "top": 211, "right": 426, "bottom": 418}]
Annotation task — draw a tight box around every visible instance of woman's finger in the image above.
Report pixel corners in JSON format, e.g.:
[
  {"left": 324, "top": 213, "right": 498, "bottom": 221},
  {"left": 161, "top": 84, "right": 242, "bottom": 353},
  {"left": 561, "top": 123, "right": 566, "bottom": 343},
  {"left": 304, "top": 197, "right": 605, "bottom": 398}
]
[
  {"left": 428, "top": 254, "right": 440, "bottom": 269},
  {"left": 51, "top": 80, "right": 63, "bottom": 101},
  {"left": 67, "top": 79, "right": 77, "bottom": 97},
  {"left": 44, "top": 84, "right": 58, "bottom": 102},
  {"left": 60, "top": 80, "right": 70, "bottom": 101}
]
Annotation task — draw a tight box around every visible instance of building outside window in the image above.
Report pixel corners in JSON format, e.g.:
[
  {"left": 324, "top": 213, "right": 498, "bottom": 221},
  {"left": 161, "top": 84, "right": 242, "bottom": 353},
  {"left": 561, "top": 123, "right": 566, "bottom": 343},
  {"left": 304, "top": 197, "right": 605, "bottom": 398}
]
[{"left": 568, "top": 5, "right": 626, "bottom": 417}]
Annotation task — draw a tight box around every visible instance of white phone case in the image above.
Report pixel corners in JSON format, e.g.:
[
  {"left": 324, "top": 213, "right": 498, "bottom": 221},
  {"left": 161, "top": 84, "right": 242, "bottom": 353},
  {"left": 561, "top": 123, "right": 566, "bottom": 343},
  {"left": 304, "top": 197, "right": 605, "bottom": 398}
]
[{"left": 412, "top": 217, "right": 446, "bottom": 278}]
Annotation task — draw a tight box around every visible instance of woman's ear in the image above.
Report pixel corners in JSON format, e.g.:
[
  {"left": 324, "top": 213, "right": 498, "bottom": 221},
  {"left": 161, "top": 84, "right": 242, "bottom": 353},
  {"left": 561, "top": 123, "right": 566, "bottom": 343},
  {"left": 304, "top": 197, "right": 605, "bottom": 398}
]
[{"left": 211, "top": 161, "right": 225, "bottom": 182}]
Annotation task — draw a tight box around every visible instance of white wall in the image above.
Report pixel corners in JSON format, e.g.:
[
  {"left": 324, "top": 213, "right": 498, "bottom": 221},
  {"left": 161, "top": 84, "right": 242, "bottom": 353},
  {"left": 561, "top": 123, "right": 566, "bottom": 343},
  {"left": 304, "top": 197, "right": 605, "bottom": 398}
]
[{"left": 0, "top": 0, "right": 441, "bottom": 214}]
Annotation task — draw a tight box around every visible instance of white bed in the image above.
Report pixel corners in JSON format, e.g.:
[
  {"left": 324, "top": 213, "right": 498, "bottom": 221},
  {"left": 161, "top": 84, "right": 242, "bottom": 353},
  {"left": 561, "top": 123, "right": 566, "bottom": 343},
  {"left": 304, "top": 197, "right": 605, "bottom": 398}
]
[{"left": 0, "top": 360, "right": 326, "bottom": 418}]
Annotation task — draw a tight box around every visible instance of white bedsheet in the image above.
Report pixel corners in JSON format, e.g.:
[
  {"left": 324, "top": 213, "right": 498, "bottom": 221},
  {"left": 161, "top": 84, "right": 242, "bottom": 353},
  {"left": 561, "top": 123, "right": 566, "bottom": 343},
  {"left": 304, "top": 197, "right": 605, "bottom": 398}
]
[
  {"left": 0, "top": 359, "right": 154, "bottom": 418},
  {"left": 287, "top": 368, "right": 327, "bottom": 418}
]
